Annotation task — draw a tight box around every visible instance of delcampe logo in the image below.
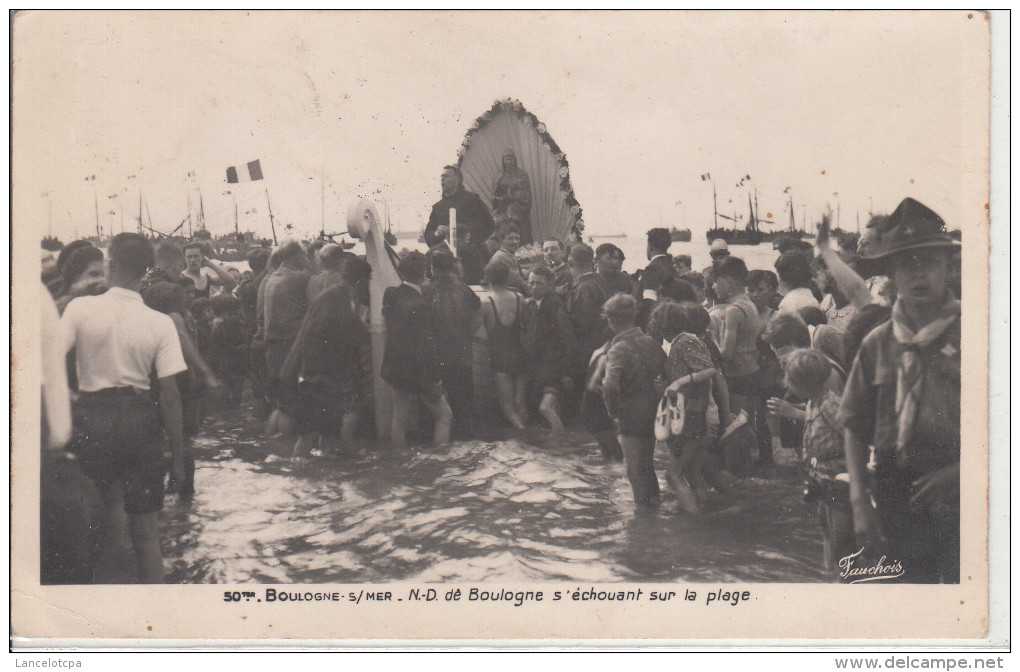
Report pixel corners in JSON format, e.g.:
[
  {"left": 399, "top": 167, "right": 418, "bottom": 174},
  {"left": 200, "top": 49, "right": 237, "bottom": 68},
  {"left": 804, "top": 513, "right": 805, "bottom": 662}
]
[{"left": 839, "top": 547, "right": 905, "bottom": 584}]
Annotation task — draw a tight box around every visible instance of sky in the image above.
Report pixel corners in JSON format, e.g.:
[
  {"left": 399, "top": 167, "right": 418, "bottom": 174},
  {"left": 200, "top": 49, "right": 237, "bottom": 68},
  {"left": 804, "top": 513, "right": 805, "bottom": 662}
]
[{"left": 13, "top": 10, "right": 988, "bottom": 243}]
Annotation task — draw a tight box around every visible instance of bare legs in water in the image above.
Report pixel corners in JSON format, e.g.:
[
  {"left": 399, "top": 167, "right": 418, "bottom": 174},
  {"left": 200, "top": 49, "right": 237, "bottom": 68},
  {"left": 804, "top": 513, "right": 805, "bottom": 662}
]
[
  {"left": 618, "top": 434, "right": 660, "bottom": 508},
  {"left": 495, "top": 372, "right": 526, "bottom": 430},
  {"left": 389, "top": 386, "right": 453, "bottom": 450}
]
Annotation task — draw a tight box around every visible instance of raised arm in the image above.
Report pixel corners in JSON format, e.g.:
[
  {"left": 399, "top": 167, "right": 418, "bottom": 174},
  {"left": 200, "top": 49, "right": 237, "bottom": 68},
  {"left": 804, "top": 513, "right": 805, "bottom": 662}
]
[
  {"left": 816, "top": 213, "right": 872, "bottom": 308},
  {"left": 203, "top": 256, "right": 237, "bottom": 291}
]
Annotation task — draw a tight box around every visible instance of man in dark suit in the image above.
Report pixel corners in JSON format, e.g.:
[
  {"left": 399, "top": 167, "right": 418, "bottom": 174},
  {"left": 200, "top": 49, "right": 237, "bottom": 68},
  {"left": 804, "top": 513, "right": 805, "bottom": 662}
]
[
  {"left": 382, "top": 252, "right": 453, "bottom": 450},
  {"left": 424, "top": 165, "right": 495, "bottom": 285},
  {"left": 567, "top": 243, "right": 610, "bottom": 377},
  {"left": 637, "top": 227, "right": 675, "bottom": 328},
  {"left": 424, "top": 250, "right": 481, "bottom": 439},
  {"left": 640, "top": 228, "right": 675, "bottom": 301}
]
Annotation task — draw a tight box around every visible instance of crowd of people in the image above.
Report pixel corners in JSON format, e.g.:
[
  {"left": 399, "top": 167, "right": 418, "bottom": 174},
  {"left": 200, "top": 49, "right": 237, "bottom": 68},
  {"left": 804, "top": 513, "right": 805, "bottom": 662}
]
[{"left": 38, "top": 185, "right": 963, "bottom": 585}]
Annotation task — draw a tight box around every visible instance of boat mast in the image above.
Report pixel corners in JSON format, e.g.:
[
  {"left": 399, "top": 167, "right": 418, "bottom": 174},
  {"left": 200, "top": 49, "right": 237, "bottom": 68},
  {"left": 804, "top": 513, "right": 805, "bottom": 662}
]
[
  {"left": 93, "top": 190, "right": 101, "bottom": 240},
  {"left": 265, "top": 188, "right": 278, "bottom": 245},
  {"left": 712, "top": 182, "right": 718, "bottom": 229}
]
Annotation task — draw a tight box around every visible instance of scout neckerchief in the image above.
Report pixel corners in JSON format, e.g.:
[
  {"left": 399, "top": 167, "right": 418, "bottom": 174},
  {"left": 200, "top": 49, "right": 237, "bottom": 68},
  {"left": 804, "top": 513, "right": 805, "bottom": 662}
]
[{"left": 890, "top": 292, "right": 960, "bottom": 453}]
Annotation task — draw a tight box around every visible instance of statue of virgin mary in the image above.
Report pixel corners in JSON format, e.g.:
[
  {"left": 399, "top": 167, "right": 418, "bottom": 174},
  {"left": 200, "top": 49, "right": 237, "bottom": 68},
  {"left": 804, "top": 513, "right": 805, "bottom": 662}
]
[{"left": 491, "top": 149, "right": 533, "bottom": 244}]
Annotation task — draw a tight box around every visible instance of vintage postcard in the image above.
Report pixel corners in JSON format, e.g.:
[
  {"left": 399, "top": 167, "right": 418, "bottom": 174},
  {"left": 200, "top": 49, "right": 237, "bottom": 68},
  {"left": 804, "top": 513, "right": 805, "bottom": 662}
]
[{"left": 10, "top": 10, "right": 996, "bottom": 645}]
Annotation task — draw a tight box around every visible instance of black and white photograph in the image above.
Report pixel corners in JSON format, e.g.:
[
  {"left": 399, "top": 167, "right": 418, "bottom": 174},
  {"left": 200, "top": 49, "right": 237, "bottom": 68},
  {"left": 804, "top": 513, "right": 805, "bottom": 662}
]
[{"left": 11, "top": 10, "right": 997, "bottom": 644}]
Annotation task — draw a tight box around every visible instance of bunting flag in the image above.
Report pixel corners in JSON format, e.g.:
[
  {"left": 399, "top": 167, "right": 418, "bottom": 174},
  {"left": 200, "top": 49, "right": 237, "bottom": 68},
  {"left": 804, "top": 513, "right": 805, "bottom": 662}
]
[{"left": 226, "top": 160, "right": 264, "bottom": 184}]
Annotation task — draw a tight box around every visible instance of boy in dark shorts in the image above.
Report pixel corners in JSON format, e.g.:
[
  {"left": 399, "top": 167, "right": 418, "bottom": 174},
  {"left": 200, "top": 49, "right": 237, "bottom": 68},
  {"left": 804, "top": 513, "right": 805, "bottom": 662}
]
[
  {"left": 382, "top": 251, "right": 453, "bottom": 450},
  {"left": 525, "top": 265, "right": 577, "bottom": 433},
  {"left": 838, "top": 198, "right": 961, "bottom": 583},
  {"left": 709, "top": 257, "right": 761, "bottom": 416},
  {"left": 783, "top": 348, "right": 855, "bottom": 575},
  {"left": 61, "top": 233, "right": 186, "bottom": 583},
  {"left": 747, "top": 269, "right": 782, "bottom": 466}
]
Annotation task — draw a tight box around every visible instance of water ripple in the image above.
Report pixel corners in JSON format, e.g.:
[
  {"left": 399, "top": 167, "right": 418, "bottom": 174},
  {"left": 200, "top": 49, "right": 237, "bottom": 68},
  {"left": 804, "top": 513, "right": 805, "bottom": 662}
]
[{"left": 161, "top": 408, "right": 828, "bottom": 584}]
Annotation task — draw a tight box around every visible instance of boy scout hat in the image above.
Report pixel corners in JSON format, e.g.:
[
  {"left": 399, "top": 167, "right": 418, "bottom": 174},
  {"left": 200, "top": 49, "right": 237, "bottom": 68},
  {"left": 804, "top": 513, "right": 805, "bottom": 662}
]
[{"left": 860, "top": 197, "right": 960, "bottom": 261}]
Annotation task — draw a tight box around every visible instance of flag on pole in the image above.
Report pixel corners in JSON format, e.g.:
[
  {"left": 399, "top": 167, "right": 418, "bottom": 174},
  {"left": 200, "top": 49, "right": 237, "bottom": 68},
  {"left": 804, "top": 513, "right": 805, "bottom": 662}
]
[
  {"left": 247, "top": 160, "right": 263, "bottom": 181},
  {"left": 226, "top": 160, "right": 264, "bottom": 184},
  {"left": 700, "top": 173, "right": 711, "bottom": 181}
]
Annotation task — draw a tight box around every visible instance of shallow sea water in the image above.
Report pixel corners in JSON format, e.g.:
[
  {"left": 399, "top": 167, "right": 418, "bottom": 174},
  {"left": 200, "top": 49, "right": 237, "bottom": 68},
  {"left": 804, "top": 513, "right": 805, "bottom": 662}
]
[{"left": 106, "top": 403, "right": 834, "bottom": 585}]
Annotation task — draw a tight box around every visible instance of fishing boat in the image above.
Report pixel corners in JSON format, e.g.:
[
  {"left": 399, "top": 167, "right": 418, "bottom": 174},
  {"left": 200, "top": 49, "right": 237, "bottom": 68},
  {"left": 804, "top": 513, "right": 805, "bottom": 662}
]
[
  {"left": 761, "top": 189, "right": 810, "bottom": 245},
  {"left": 769, "top": 232, "right": 812, "bottom": 254},
  {"left": 205, "top": 231, "right": 274, "bottom": 261},
  {"left": 382, "top": 199, "right": 398, "bottom": 246},
  {"left": 706, "top": 191, "right": 765, "bottom": 245},
  {"left": 706, "top": 226, "right": 762, "bottom": 246},
  {"left": 670, "top": 227, "right": 691, "bottom": 242},
  {"left": 41, "top": 236, "right": 63, "bottom": 251}
]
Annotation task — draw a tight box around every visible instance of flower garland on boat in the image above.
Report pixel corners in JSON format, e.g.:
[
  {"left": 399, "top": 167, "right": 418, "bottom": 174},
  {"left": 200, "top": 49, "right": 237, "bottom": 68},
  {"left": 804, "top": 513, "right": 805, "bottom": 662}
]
[{"left": 457, "top": 98, "right": 584, "bottom": 239}]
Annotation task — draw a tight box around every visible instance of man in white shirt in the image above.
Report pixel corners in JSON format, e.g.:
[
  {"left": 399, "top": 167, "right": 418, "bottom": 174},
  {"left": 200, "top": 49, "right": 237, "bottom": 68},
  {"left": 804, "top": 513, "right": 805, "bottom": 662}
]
[
  {"left": 775, "top": 251, "right": 821, "bottom": 315},
  {"left": 62, "top": 233, "right": 186, "bottom": 583}
]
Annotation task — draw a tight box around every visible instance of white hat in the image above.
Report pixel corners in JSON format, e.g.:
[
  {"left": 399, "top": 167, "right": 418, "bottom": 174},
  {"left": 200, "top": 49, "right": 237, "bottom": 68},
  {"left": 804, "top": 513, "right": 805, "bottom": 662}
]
[{"left": 709, "top": 238, "right": 729, "bottom": 254}]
